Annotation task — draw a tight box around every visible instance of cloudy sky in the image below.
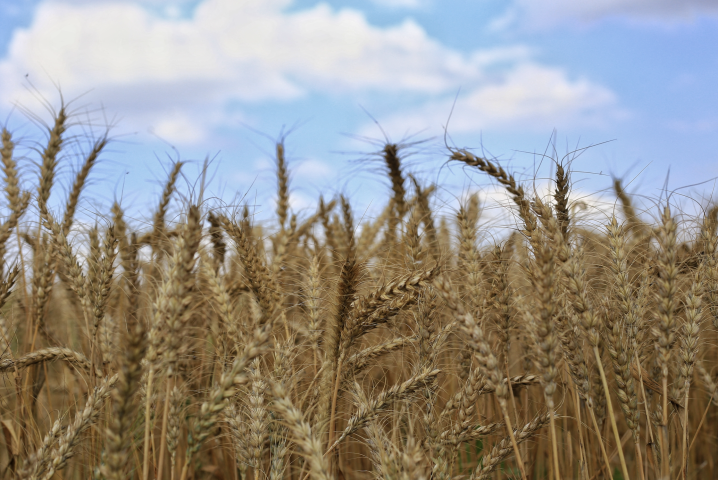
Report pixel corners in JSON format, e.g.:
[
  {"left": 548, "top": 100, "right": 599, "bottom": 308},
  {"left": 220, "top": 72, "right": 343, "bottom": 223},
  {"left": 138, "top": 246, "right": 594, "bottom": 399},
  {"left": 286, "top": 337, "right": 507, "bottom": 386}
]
[{"left": 0, "top": 0, "right": 716, "bottom": 224}]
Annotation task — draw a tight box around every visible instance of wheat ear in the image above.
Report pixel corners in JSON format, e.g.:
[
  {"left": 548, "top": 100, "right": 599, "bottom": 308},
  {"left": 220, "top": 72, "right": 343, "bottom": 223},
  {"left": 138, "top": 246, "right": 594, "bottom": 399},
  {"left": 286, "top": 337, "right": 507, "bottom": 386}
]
[
  {"left": 653, "top": 205, "right": 677, "bottom": 478},
  {"left": 328, "top": 367, "right": 440, "bottom": 452},
  {"left": 39, "top": 374, "right": 118, "bottom": 480},
  {"left": 37, "top": 106, "right": 67, "bottom": 225},
  {"left": 471, "top": 412, "right": 552, "bottom": 480},
  {"left": 179, "top": 318, "right": 274, "bottom": 480},
  {"left": 0, "top": 347, "right": 99, "bottom": 375},
  {"left": 271, "top": 381, "right": 332, "bottom": 480},
  {"left": 434, "top": 276, "right": 528, "bottom": 480},
  {"left": 61, "top": 135, "right": 107, "bottom": 236},
  {"left": 99, "top": 323, "right": 146, "bottom": 480}
]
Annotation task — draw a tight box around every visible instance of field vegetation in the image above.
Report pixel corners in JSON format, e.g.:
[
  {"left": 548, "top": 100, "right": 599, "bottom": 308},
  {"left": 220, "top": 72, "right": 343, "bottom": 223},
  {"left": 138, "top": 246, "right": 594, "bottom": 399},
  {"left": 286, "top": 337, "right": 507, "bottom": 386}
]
[{"left": 0, "top": 102, "right": 716, "bottom": 480}]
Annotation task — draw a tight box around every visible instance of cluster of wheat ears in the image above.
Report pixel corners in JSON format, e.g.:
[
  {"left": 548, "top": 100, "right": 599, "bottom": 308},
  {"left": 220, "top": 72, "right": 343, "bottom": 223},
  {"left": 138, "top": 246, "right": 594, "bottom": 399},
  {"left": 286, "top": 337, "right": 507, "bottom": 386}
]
[{"left": 0, "top": 103, "right": 716, "bottom": 480}]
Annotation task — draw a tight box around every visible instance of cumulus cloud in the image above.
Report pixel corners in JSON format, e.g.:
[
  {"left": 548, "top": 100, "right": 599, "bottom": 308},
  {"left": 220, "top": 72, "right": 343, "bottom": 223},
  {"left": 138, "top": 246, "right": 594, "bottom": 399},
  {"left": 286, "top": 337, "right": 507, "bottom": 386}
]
[
  {"left": 0, "top": 0, "right": 622, "bottom": 145},
  {"left": 0, "top": 0, "right": 488, "bottom": 97},
  {"left": 0, "top": 0, "right": 526, "bottom": 143},
  {"left": 368, "top": 0, "right": 426, "bottom": 9},
  {"left": 363, "top": 63, "right": 624, "bottom": 137},
  {"left": 294, "top": 159, "right": 334, "bottom": 179},
  {"left": 499, "top": 0, "right": 718, "bottom": 29}
]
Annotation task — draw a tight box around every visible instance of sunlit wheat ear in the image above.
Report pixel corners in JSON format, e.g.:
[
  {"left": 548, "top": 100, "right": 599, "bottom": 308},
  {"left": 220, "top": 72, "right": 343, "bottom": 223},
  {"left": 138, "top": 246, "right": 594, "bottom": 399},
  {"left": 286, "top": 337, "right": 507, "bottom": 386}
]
[
  {"left": 303, "top": 250, "right": 324, "bottom": 370},
  {"left": 98, "top": 315, "right": 117, "bottom": 365},
  {"left": 553, "top": 162, "right": 570, "bottom": 242},
  {"left": 111, "top": 203, "right": 140, "bottom": 308},
  {"left": 91, "top": 226, "right": 118, "bottom": 337},
  {"left": 403, "top": 202, "right": 423, "bottom": 266},
  {"left": 654, "top": 206, "right": 678, "bottom": 380},
  {"left": 0, "top": 347, "right": 99, "bottom": 376},
  {"left": 179, "top": 319, "right": 274, "bottom": 480},
  {"left": 17, "top": 418, "right": 62, "bottom": 480},
  {"left": 0, "top": 266, "right": 19, "bottom": 312},
  {"left": 247, "top": 358, "right": 268, "bottom": 475},
  {"left": 224, "top": 403, "right": 251, "bottom": 477},
  {"left": 357, "top": 201, "right": 391, "bottom": 258},
  {"left": 364, "top": 419, "right": 398, "bottom": 479},
  {"left": 38, "top": 374, "right": 118, "bottom": 480},
  {"left": 434, "top": 275, "right": 528, "bottom": 480},
  {"left": 415, "top": 290, "right": 439, "bottom": 370},
  {"left": 151, "top": 161, "right": 183, "bottom": 247},
  {"left": 37, "top": 106, "right": 67, "bottom": 225},
  {"left": 677, "top": 273, "right": 704, "bottom": 394},
  {"left": 268, "top": 341, "right": 291, "bottom": 480},
  {"left": 220, "top": 214, "right": 280, "bottom": 320},
  {"left": 32, "top": 233, "right": 55, "bottom": 338},
  {"left": 604, "top": 308, "right": 641, "bottom": 438},
  {"left": 342, "top": 265, "right": 438, "bottom": 351},
  {"left": 605, "top": 217, "right": 642, "bottom": 447},
  {"left": 61, "top": 135, "right": 107, "bottom": 236},
  {"left": 271, "top": 380, "right": 332, "bottom": 480},
  {"left": 166, "top": 384, "right": 185, "bottom": 472},
  {"left": 100, "top": 323, "right": 146, "bottom": 480},
  {"left": 456, "top": 194, "right": 482, "bottom": 319},
  {"left": 0, "top": 129, "right": 31, "bottom": 267},
  {"left": 275, "top": 141, "right": 290, "bottom": 230},
  {"left": 652, "top": 205, "right": 678, "bottom": 479},
  {"left": 329, "top": 367, "right": 439, "bottom": 451},
  {"left": 410, "top": 176, "right": 439, "bottom": 262},
  {"left": 1, "top": 129, "right": 21, "bottom": 212},
  {"left": 161, "top": 205, "right": 201, "bottom": 374},
  {"left": 318, "top": 196, "right": 337, "bottom": 258},
  {"left": 614, "top": 178, "right": 650, "bottom": 238},
  {"left": 345, "top": 335, "right": 418, "bottom": 378},
  {"left": 696, "top": 359, "right": 718, "bottom": 406},
  {"left": 450, "top": 149, "right": 537, "bottom": 240}
]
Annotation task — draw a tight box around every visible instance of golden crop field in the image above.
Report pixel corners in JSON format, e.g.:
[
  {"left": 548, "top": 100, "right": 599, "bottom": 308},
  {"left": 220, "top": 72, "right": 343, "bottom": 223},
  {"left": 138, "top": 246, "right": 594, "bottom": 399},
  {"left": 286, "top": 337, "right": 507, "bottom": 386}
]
[{"left": 0, "top": 103, "right": 715, "bottom": 480}]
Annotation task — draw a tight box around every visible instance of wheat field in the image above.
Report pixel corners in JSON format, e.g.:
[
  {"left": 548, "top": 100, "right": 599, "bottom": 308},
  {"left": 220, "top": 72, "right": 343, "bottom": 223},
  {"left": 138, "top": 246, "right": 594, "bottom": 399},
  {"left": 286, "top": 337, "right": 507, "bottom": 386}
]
[{"left": 0, "top": 103, "right": 716, "bottom": 480}]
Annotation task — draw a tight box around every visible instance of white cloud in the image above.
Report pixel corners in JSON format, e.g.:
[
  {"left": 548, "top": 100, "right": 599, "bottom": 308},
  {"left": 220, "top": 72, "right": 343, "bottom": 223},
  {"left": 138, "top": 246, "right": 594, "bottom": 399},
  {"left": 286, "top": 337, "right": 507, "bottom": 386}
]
[
  {"left": 288, "top": 190, "right": 315, "bottom": 212},
  {"left": 150, "top": 113, "right": 208, "bottom": 145},
  {"left": 294, "top": 159, "right": 334, "bottom": 179},
  {"left": 364, "top": 63, "right": 624, "bottom": 137},
  {"left": 500, "top": 0, "right": 718, "bottom": 29},
  {"left": 0, "top": 0, "right": 524, "bottom": 144},
  {"left": 0, "top": 0, "right": 491, "bottom": 99},
  {"left": 0, "top": 0, "right": 623, "bottom": 146},
  {"left": 368, "top": 0, "right": 426, "bottom": 8}
]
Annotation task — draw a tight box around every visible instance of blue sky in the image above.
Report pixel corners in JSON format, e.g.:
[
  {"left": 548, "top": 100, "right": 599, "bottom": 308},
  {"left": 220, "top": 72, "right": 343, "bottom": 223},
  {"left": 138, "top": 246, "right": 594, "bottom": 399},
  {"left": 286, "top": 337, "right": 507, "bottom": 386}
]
[{"left": 0, "top": 0, "right": 716, "bottom": 226}]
